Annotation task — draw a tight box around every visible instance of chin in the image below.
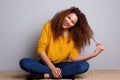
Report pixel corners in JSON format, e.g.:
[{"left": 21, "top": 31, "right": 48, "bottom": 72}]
[
  {"left": 62, "top": 26, "right": 66, "bottom": 28},
  {"left": 63, "top": 26, "right": 68, "bottom": 29}
]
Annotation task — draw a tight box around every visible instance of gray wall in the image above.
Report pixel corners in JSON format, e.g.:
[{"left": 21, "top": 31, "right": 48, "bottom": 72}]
[{"left": 0, "top": 0, "right": 120, "bottom": 71}]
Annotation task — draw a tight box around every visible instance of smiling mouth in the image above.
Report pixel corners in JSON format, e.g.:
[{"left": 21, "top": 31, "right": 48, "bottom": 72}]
[
  {"left": 64, "top": 23, "right": 68, "bottom": 26},
  {"left": 64, "top": 21, "right": 69, "bottom": 26},
  {"left": 63, "top": 23, "right": 68, "bottom": 28}
]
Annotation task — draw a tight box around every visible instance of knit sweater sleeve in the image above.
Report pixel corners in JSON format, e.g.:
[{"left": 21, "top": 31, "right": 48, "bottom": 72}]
[{"left": 37, "top": 21, "right": 50, "bottom": 54}]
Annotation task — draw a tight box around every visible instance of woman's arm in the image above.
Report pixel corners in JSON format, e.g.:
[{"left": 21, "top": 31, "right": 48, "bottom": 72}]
[
  {"left": 39, "top": 52, "right": 55, "bottom": 69},
  {"left": 71, "top": 43, "right": 104, "bottom": 62},
  {"left": 39, "top": 52, "right": 62, "bottom": 78}
]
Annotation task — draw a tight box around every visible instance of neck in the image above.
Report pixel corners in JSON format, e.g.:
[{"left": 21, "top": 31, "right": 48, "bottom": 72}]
[
  {"left": 63, "top": 29, "right": 69, "bottom": 38},
  {"left": 63, "top": 28, "right": 68, "bottom": 32}
]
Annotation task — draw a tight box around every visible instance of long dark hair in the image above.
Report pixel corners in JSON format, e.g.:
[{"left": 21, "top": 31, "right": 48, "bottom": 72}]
[{"left": 51, "top": 7, "right": 93, "bottom": 51}]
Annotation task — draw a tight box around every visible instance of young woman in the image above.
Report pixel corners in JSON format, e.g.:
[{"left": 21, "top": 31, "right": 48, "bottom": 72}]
[{"left": 19, "top": 7, "right": 104, "bottom": 79}]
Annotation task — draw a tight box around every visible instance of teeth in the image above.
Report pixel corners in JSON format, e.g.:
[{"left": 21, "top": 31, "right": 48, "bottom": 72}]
[{"left": 64, "top": 22, "right": 67, "bottom": 26}]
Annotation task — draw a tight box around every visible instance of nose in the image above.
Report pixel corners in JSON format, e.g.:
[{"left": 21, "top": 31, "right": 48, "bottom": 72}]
[
  {"left": 67, "top": 18, "right": 71, "bottom": 23},
  {"left": 66, "top": 19, "right": 71, "bottom": 26}
]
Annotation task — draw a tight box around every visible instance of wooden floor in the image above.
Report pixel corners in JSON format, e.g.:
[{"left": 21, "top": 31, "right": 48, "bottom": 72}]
[{"left": 0, "top": 70, "right": 120, "bottom": 80}]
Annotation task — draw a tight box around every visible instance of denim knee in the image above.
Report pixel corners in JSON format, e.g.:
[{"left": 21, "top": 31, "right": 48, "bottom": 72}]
[
  {"left": 77, "top": 61, "right": 89, "bottom": 73},
  {"left": 19, "top": 58, "right": 31, "bottom": 70}
]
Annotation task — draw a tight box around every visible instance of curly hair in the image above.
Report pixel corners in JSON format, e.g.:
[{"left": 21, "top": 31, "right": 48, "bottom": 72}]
[{"left": 51, "top": 7, "right": 94, "bottom": 51}]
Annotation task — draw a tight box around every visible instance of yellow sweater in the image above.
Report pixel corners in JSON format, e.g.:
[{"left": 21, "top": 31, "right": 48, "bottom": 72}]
[{"left": 37, "top": 21, "right": 79, "bottom": 64}]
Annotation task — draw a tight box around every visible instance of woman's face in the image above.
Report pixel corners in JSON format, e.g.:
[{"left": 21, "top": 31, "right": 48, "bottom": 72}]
[{"left": 63, "top": 13, "right": 78, "bottom": 29}]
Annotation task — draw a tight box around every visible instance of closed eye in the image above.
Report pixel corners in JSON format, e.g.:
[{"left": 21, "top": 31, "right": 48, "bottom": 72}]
[{"left": 67, "top": 16, "right": 75, "bottom": 24}]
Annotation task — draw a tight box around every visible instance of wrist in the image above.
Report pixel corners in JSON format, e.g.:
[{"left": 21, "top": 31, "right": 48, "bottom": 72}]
[
  {"left": 91, "top": 52, "right": 96, "bottom": 58},
  {"left": 49, "top": 65, "right": 55, "bottom": 70}
]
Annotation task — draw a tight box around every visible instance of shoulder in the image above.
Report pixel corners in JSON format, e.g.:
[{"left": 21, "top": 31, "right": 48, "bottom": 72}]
[
  {"left": 42, "top": 21, "right": 51, "bottom": 31},
  {"left": 44, "top": 20, "right": 51, "bottom": 28},
  {"left": 42, "top": 21, "right": 52, "bottom": 34}
]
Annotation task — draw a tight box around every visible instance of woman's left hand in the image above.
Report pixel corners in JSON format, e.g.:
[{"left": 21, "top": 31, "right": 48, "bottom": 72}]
[
  {"left": 92, "top": 43, "right": 104, "bottom": 57},
  {"left": 51, "top": 67, "right": 62, "bottom": 78}
]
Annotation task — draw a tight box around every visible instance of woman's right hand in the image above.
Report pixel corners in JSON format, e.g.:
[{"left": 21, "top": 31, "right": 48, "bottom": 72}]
[{"left": 51, "top": 67, "right": 62, "bottom": 78}]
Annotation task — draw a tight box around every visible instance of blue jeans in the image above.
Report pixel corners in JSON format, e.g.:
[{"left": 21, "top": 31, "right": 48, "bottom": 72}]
[{"left": 19, "top": 58, "right": 89, "bottom": 78}]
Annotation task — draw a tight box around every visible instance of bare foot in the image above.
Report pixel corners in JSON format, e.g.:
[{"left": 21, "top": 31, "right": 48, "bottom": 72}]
[{"left": 44, "top": 73, "right": 50, "bottom": 79}]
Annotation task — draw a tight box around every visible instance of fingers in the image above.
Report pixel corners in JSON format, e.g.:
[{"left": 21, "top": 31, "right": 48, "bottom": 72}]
[
  {"left": 58, "top": 68, "right": 62, "bottom": 77},
  {"left": 92, "top": 43, "right": 104, "bottom": 57},
  {"left": 96, "top": 43, "right": 104, "bottom": 50},
  {"left": 95, "top": 43, "right": 104, "bottom": 54},
  {"left": 52, "top": 67, "right": 62, "bottom": 78},
  {"left": 55, "top": 68, "right": 61, "bottom": 78},
  {"left": 57, "top": 68, "right": 62, "bottom": 78}
]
